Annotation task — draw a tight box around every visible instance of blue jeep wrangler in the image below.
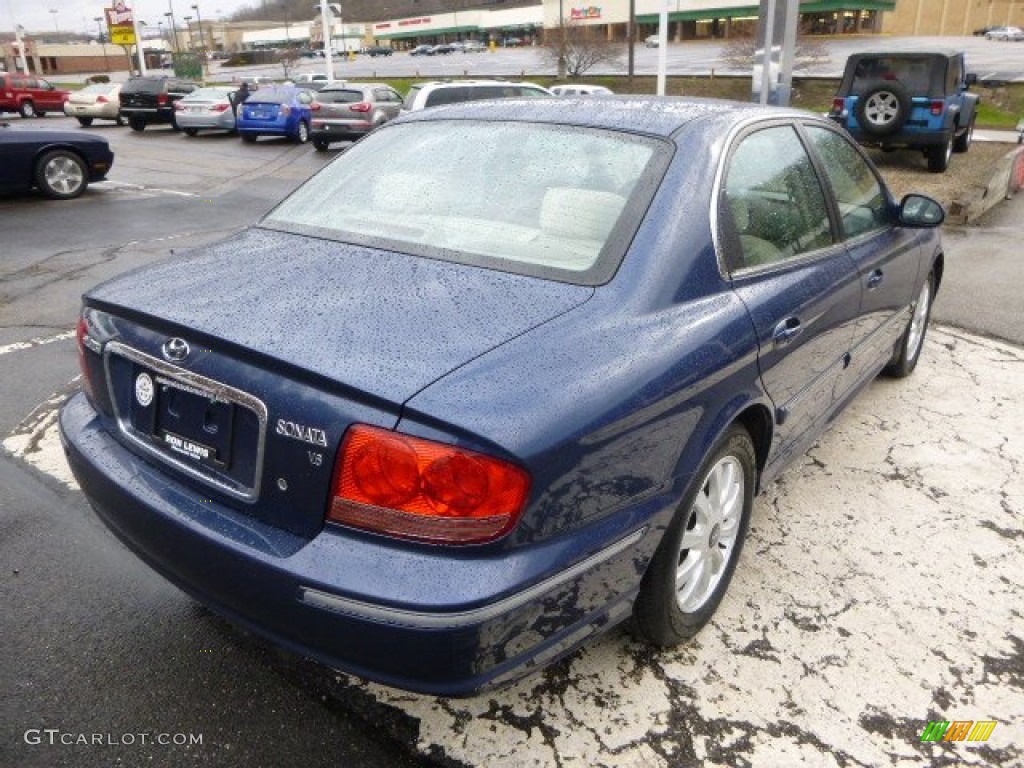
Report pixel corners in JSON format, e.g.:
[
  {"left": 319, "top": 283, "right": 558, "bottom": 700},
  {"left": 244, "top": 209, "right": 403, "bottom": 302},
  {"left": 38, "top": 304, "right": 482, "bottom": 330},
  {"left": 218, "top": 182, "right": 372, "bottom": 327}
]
[{"left": 829, "top": 51, "right": 980, "bottom": 173}]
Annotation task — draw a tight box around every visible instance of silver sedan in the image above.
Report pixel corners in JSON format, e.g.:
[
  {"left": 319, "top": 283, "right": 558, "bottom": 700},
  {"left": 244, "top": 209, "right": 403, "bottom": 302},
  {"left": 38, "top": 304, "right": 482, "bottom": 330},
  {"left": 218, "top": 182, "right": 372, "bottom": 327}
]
[
  {"left": 174, "top": 86, "right": 238, "bottom": 136},
  {"left": 63, "top": 82, "right": 124, "bottom": 127}
]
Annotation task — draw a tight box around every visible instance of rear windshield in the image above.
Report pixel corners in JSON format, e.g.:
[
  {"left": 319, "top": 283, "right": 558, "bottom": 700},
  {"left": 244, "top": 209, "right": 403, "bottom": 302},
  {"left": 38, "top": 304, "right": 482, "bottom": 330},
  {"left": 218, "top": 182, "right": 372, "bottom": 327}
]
[
  {"left": 121, "top": 79, "right": 165, "bottom": 94},
  {"left": 423, "top": 85, "right": 550, "bottom": 109},
  {"left": 187, "top": 87, "right": 232, "bottom": 100},
  {"left": 80, "top": 83, "right": 116, "bottom": 95},
  {"left": 850, "top": 56, "right": 937, "bottom": 93},
  {"left": 247, "top": 89, "right": 295, "bottom": 105},
  {"left": 315, "top": 89, "right": 365, "bottom": 104},
  {"left": 262, "top": 120, "right": 669, "bottom": 286}
]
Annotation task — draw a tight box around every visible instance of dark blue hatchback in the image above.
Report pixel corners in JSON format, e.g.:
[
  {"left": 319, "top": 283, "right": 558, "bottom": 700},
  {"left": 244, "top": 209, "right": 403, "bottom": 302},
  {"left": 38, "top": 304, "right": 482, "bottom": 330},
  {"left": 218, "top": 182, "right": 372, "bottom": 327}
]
[{"left": 61, "top": 97, "right": 945, "bottom": 695}]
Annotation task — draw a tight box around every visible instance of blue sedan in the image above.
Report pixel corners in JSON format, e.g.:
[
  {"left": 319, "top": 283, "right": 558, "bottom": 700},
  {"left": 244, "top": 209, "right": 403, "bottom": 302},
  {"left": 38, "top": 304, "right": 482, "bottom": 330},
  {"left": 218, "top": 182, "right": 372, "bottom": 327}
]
[
  {"left": 61, "top": 97, "right": 944, "bottom": 695},
  {"left": 236, "top": 86, "right": 315, "bottom": 144}
]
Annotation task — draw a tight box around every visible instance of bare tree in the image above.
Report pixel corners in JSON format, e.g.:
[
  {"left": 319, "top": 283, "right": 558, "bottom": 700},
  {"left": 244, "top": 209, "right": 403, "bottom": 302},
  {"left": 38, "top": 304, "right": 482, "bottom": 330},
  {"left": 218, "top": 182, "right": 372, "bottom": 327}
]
[
  {"left": 542, "top": 23, "right": 623, "bottom": 79},
  {"left": 719, "top": 34, "right": 830, "bottom": 73},
  {"left": 278, "top": 49, "right": 299, "bottom": 80}
]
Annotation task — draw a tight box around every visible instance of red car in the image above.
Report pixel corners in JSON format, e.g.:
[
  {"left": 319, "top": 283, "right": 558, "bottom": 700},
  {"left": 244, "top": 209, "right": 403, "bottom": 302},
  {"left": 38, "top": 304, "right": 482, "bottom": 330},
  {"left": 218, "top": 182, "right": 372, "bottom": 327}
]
[{"left": 0, "top": 73, "right": 70, "bottom": 118}]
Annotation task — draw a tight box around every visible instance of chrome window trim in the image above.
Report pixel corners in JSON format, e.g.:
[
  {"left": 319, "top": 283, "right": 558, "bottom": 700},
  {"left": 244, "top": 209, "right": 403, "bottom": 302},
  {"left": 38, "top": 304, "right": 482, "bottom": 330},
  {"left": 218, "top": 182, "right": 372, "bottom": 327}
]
[
  {"left": 103, "top": 341, "right": 268, "bottom": 502},
  {"left": 300, "top": 527, "right": 648, "bottom": 629}
]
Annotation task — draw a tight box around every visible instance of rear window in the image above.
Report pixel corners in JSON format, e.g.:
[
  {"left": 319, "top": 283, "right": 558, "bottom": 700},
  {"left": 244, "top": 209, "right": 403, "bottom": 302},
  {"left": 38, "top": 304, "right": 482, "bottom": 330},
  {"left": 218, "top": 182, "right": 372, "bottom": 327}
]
[
  {"left": 188, "top": 87, "right": 232, "bottom": 100},
  {"left": 80, "top": 83, "right": 116, "bottom": 95},
  {"left": 262, "top": 120, "right": 669, "bottom": 286},
  {"left": 248, "top": 89, "right": 295, "bottom": 105},
  {"left": 850, "top": 56, "right": 937, "bottom": 93},
  {"left": 315, "top": 89, "right": 365, "bottom": 104},
  {"left": 121, "top": 78, "right": 165, "bottom": 95},
  {"left": 402, "top": 85, "right": 423, "bottom": 110}
]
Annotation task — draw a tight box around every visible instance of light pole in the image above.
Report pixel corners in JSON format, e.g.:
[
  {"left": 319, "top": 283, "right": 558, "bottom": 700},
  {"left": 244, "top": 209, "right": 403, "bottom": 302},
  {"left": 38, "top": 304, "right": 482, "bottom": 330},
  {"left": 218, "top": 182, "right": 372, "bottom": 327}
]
[
  {"left": 191, "top": 3, "right": 208, "bottom": 74},
  {"left": 164, "top": 11, "right": 180, "bottom": 52},
  {"left": 49, "top": 9, "right": 59, "bottom": 35},
  {"left": 94, "top": 16, "right": 110, "bottom": 73},
  {"left": 183, "top": 15, "right": 194, "bottom": 50},
  {"left": 557, "top": 0, "right": 565, "bottom": 80}
]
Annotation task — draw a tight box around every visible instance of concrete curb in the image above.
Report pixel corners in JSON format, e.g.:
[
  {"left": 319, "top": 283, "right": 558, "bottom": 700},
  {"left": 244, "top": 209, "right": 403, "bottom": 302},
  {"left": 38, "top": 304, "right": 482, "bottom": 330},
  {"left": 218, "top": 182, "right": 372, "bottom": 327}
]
[{"left": 948, "top": 144, "right": 1024, "bottom": 224}]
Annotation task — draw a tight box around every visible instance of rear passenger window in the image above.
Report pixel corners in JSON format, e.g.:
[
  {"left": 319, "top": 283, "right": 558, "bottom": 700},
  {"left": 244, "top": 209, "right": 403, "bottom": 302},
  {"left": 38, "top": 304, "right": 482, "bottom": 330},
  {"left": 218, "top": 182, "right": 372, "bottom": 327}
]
[
  {"left": 723, "top": 125, "right": 833, "bottom": 270},
  {"left": 805, "top": 126, "right": 889, "bottom": 239}
]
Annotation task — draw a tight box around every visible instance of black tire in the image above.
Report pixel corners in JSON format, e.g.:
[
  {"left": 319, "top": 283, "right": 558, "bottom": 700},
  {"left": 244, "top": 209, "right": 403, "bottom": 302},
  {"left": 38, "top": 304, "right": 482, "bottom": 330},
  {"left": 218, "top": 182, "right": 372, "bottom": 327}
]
[
  {"left": 34, "top": 149, "right": 88, "bottom": 200},
  {"left": 183, "top": 127, "right": 199, "bottom": 137},
  {"left": 76, "top": 117, "right": 94, "bottom": 127},
  {"left": 632, "top": 424, "right": 756, "bottom": 645},
  {"left": 312, "top": 138, "right": 330, "bottom": 152},
  {"left": 953, "top": 117, "right": 974, "bottom": 153},
  {"left": 19, "top": 100, "right": 36, "bottom": 118},
  {"left": 883, "top": 272, "right": 935, "bottom": 378},
  {"left": 295, "top": 121, "right": 310, "bottom": 144},
  {"left": 129, "top": 117, "right": 146, "bottom": 132},
  {"left": 854, "top": 81, "right": 912, "bottom": 137},
  {"left": 240, "top": 132, "right": 258, "bottom": 143},
  {"left": 115, "top": 115, "right": 126, "bottom": 126},
  {"left": 927, "top": 136, "right": 952, "bottom": 172}
]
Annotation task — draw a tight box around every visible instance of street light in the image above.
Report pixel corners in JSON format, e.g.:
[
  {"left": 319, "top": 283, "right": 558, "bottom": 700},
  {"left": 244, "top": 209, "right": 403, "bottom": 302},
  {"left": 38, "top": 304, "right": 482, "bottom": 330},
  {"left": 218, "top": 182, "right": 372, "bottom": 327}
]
[
  {"left": 49, "top": 9, "right": 59, "bottom": 35},
  {"left": 164, "top": 11, "right": 180, "bottom": 52},
  {"left": 191, "top": 3, "right": 208, "bottom": 73},
  {"left": 94, "top": 16, "right": 110, "bottom": 73},
  {"left": 183, "top": 15, "right": 194, "bottom": 50}
]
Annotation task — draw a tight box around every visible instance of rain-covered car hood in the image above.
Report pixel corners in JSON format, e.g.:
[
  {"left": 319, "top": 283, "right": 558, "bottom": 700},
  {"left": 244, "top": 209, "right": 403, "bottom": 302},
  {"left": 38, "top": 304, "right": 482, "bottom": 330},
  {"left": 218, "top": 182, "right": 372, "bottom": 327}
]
[{"left": 85, "top": 227, "right": 594, "bottom": 404}]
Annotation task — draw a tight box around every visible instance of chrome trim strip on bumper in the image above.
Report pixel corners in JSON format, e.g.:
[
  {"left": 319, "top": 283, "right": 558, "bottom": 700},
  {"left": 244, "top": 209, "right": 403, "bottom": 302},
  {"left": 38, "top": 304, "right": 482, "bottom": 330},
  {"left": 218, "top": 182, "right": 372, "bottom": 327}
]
[
  {"left": 103, "top": 340, "right": 268, "bottom": 502},
  {"left": 299, "top": 527, "right": 647, "bottom": 629}
]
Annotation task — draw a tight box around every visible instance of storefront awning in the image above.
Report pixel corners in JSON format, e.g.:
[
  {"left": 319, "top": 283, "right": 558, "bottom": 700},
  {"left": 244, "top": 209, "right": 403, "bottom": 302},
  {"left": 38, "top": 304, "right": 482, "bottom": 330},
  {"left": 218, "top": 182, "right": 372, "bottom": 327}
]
[
  {"left": 637, "top": 1, "right": 895, "bottom": 24},
  {"left": 375, "top": 25, "right": 481, "bottom": 40}
]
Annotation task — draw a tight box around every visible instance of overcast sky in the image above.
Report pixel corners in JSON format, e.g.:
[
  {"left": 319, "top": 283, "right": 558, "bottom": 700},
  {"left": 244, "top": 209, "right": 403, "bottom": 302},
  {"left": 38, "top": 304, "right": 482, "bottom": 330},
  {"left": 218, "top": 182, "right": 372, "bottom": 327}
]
[{"left": 3, "top": 0, "right": 260, "bottom": 35}]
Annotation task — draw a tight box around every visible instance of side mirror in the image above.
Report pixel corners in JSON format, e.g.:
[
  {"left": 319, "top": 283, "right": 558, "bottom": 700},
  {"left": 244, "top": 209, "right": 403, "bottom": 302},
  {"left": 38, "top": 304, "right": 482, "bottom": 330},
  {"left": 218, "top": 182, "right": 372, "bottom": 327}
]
[
  {"left": 898, "top": 194, "right": 945, "bottom": 228},
  {"left": 965, "top": 73, "right": 978, "bottom": 88}
]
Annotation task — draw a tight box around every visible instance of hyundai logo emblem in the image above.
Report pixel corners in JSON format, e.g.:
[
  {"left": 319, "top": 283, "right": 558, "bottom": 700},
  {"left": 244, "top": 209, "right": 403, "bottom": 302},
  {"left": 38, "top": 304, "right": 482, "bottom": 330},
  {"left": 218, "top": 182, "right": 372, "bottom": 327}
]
[{"left": 162, "top": 337, "right": 190, "bottom": 363}]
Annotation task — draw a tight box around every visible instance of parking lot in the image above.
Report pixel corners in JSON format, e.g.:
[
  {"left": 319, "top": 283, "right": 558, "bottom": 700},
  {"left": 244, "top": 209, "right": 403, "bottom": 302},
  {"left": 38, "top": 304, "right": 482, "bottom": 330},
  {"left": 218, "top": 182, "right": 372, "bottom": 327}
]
[{"left": 2, "top": 95, "right": 1023, "bottom": 767}]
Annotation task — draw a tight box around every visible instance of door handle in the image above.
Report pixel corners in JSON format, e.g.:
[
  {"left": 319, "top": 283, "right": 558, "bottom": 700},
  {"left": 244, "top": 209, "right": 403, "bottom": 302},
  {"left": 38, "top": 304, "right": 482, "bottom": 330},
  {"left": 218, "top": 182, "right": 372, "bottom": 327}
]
[
  {"left": 867, "top": 269, "right": 884, "bottom": 289},
  {"left": 772, "top": 317, "right": 803, "bottom": 346}
]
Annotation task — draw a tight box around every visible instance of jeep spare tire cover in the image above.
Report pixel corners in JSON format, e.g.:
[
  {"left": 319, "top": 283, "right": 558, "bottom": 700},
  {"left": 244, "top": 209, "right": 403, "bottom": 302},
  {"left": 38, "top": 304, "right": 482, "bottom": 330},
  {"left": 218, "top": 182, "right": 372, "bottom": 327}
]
[{"left": 855, "top": 80, "right": 912, "bottom": 136}]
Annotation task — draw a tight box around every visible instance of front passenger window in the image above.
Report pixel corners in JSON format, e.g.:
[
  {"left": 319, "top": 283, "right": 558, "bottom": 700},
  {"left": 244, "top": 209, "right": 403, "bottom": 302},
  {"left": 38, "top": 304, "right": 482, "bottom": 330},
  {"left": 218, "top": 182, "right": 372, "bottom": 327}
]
[{"left": 805, "top": 126, "right": 888, "bottom": 239}]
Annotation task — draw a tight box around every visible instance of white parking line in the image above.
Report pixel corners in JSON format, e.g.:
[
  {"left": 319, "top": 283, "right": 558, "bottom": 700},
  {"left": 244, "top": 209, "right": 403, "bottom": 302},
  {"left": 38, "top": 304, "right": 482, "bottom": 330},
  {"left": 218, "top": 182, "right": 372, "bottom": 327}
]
[
  {"left": 0, "top": 330, "right": 75, "bottom": 358},
  {"left": 102, "top": 180, "right": 199, "bottom": 198}
]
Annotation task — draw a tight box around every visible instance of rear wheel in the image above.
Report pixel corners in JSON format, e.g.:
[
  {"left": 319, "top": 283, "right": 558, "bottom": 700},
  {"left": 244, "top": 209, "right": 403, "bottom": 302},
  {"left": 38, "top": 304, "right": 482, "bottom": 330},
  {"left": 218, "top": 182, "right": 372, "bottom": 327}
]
[
  {"left": 295, "top": 121, "right": 310, "bottom": 144},
  {"left": 76, "top": 117, "right": 94, "bottom": 127},
  {"left": 883, "top": 272, "right": 934, "bottom": 378},
  {"left": 115, "top": 115, "right": 126, "bottom": 126},
  {"left": 312, "top": 138, "right": 330, "bottom": 152},
  {"left": 19, "top": 100, "right": 36, "bottom": 118},
  {"left": 240, "top": 132, "right": 258, "bottom": 143},
  {"left": 129, "top": 117, "right": 146, "bottom": 132},
  {"left": 35, "top": 150, "right": 88, "bottom": 200},
  {"left": 183, "top": 127, "right": 199, "bottom": 137},
  {"left": 633, "top": 425, "right": 756, "bottom": 645}
]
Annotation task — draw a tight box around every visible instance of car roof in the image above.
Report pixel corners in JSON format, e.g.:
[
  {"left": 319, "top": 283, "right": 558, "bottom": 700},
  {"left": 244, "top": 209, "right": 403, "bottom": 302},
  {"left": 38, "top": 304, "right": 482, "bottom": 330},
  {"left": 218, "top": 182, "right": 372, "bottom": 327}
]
[
  {"left": 397, "top": 95, "right": 806, "bottom": 138},
  {"left": 846, "top": 50, "right": 961, "bottom": 60}
]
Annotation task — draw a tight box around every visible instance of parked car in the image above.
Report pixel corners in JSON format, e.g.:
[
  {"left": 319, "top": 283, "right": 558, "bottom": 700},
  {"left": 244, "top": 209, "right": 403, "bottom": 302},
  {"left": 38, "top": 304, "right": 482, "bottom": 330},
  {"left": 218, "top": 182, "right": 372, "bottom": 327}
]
[
  {"left": 365, "top": 45, "right": 393, "bottom": 57},
  {"left": 400, "top": 79, "right": 552, "bottom": 113},
  {"left": 309, "top": 83, "right": 403, "bottom": 151},
  {"left": 644, "top": 34, "right": 660, "bottom": 48},
  {"left": 409, "top": 45, "right": 434, "bottom": 56},
  {"left": 294, "top": 73, "right": 329, "bottom": 85},
  {"left": 236, "top": 86, "right": 315, "bottom": 144},
  {"left": 502, "top": 37, "right": 524, "bottom": 47},
  {"left": 463, "top": 40, "right": 487, "bottom": 53},
  {"left": 828, "top": 51, "right": 980, "bottom": 172},
  {"left": 173, "top": 86, "right": 238, "bottom": 136},
  {"left": 119, "top": 75, "right": 199, "bottom": 132},
  {"left": 984, "top": 26, "right": 1024, "bottom": 41},
  {"left": 0, "top": 73, "right": 69, "bottom": 118},
  {"left": 63, "top": 82, "right": 124, "bottom": 126},
  {"left": 550, "top": 84, "right": 614, "bottom": 96},
  {"left": 61, "top": 97, "right": 945, "bottom": 696},
  {"left": 0, "top": 122, "right": 113, "bottom": 199},
  {"left": 430, "top": 44, "right": 456, "bottom": 55}
]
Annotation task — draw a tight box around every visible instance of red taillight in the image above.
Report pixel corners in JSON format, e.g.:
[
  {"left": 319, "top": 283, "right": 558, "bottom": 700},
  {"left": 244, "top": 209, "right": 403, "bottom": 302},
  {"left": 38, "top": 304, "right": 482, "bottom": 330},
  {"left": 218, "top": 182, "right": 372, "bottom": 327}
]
[
  {"left": 173, "top": 101, "right": 185, "bottom": 111},
  {"left": 76, "top": 314, "right": 95, "bottom": 401},
  {"left": 158, "top": 93, "right": 169, "bottom": 105},
  {"left": 930, "top": 100, "right": 944, "bottom": 116},
  {"left": 349, "top": 101, "right": 372, "bottom": 113},
  {"left": 211, "top": 103, "right": 230, "bottom": 112},
  {"left": 310, "top": 101, "right": 321, "bottom": 111},
  {"left": 329, "top": 425, "right": 531, "bottom": 545},
  {"left": 97, "top": 95, "right": 108, "bottom": 103},
  {"left": 280, "top": 105, "right": 291, "bottom": 116},
  {"left": 831, "top": 98, "right": 844, "bottom": 114}
]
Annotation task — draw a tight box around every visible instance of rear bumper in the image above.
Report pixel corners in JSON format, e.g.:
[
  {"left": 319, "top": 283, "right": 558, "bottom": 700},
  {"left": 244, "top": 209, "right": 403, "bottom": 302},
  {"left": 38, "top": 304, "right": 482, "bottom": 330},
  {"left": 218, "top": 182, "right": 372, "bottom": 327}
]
[
  {"left": 829, "top": 114, "right": 953, "bottom": 148},
  {"left": 60, "top": 393, "right": 651, "bottom": 696},
  {"left": 64, "top": 104, "right": 120, "bottom": 120},
  {"left": 120, "top": 107, "right": 175, "bottom": 124},
  {"left": 175, "top": 112, "right": 236, "bottom": 130},
  {"left": 310, "top": 119, "right": 373, "bottom": 139}
]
